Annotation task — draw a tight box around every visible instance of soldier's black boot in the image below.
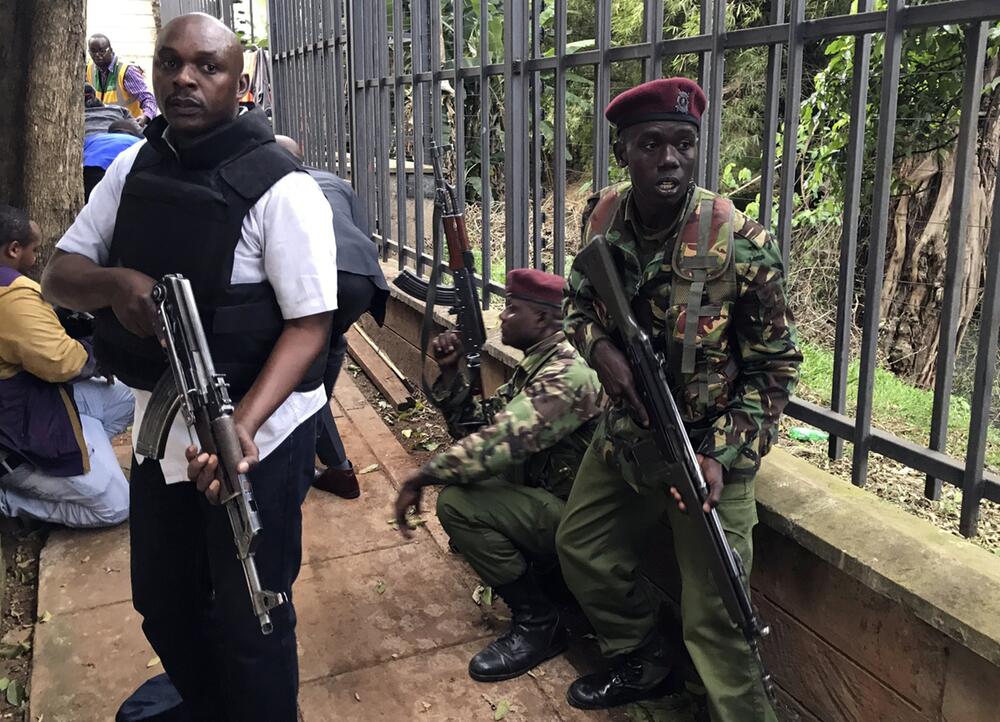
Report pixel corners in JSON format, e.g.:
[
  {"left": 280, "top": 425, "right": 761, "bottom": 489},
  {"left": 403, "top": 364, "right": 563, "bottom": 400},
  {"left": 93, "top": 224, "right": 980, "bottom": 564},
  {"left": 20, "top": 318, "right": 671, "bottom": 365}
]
[
  {"left": 468, "top": 570, "right": 568, "bottom": 682},
  {"left": 566, "top": 634, "right": 673, "bottom": 709}
]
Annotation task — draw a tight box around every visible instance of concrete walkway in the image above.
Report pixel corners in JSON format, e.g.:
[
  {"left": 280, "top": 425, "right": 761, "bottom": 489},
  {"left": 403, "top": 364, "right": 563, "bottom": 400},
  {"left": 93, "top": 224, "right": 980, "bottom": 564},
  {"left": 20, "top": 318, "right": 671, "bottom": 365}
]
[{"left": 28, "top": 373, "right": 623, "bottom": 722}]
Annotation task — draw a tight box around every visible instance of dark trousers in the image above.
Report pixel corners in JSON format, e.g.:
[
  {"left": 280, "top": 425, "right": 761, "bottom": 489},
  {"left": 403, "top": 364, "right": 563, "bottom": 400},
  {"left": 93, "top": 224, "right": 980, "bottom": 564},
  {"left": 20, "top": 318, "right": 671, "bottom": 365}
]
[
  {"left": 129, "top": 417, "right": 317, "bottom": 722},
  {"left": 315, "top": 271, "right": 378, "bottom": 468},
  {"left": 83, "top": 166, "right": 106, "bottom": 201}
]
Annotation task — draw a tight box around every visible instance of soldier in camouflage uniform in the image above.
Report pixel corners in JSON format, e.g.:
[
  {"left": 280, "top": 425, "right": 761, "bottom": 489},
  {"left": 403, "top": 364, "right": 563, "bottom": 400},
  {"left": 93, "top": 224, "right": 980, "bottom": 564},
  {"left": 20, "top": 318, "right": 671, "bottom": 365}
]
[
  {"left": 394, "top": 268, "right": 604, "bottom": 682},
  {"left": 556, "top": 78, "right": 801, "bottom": 719}
]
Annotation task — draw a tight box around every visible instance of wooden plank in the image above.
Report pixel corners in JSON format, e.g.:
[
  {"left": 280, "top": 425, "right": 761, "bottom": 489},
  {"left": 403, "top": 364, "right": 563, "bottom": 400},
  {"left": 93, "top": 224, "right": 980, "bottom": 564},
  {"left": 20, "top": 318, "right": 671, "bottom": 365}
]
[
  {"left": 751, "top": 526, "right": 947, "bottom": 714},
  {"left": 345, "top": 326, "right": 414, "bottom": 411},
  {"left": 757, "top": 595, "right": 931, "bottom": 722}
]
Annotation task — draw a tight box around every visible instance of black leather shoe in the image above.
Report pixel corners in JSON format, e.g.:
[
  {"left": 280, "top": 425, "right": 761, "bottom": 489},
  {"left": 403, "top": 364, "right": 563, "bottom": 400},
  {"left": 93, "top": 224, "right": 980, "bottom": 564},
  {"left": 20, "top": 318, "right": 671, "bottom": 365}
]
[
  {"left": 468, "top": 571, "right": 568, "bottom": 682},
  {"left": 566, "top": 638, "right": 673, "bottom": 710},
  {"left": 313, "top": 464, "right": 360, "bottom": 499}
]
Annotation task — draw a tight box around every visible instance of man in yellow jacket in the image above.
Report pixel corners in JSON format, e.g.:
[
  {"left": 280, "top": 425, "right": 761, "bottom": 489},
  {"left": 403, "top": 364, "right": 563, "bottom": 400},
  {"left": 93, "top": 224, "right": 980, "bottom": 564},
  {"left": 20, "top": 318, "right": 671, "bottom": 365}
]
[
  {"left": 86, "top": 33, "right": 159, "bottom": 125},
  {"left": 0, "top": 205, "right": 133, "bottom": 526}
]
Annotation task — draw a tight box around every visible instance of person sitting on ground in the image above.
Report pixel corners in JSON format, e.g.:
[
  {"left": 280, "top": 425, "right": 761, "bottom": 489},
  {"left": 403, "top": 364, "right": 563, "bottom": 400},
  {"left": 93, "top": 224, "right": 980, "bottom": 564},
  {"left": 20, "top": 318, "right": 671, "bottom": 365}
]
[
  {"left": 275, "top": 134, "right": 390, "bottom": 499},
  {"left": 394, "top": 268, "right": 604, "bottom": 682},
  {"left": 86, "top": 33, "right": 159, "bottom": 125},
  {"left": 84, "top": 83, "right": 131, "bottom": 137},
  {"left": 83, "top": 118, "right": 144, "bottom": 200},
  {"left": 0, "top": 205, "right": 133, "bottom": 528}
]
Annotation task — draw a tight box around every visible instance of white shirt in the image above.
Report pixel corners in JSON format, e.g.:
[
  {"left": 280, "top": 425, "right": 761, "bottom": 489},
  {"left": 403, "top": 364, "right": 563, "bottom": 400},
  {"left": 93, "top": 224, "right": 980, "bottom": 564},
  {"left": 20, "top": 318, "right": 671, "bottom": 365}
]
[{"left": 57, "top": 140, "right": 338, "bottom": 481}]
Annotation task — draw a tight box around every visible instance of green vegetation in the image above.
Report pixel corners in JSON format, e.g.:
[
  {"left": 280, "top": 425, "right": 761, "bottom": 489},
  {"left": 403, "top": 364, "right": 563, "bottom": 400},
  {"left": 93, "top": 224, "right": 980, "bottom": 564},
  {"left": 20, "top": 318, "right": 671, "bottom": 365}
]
[{"left": 796, "top": 340, "right": 1000, "bottom": 471}]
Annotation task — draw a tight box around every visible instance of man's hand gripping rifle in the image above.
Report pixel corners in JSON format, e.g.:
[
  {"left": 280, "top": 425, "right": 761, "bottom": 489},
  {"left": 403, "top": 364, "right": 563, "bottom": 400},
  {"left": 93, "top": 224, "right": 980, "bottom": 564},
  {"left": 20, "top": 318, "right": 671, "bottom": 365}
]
[
  {"left": 135, "top": 274, "right": 287, "bottom": 635},
  {"left": 574, "top": 237, "right": 774, "bottom": 698},
  {"left": 393, "top": 144, "right": 491, "bottom": 426}
]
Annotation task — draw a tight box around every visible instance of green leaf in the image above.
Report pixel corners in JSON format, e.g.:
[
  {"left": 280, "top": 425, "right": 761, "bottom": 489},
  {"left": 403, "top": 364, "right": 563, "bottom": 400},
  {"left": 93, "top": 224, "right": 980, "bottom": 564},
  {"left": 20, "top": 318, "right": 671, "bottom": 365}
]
[
  {"left": 374, "top": 579, "right": 386, "bottom": 595},
  {"left": 38, "top": 610, "right": 52, "bottom": 624},
  {"left": 6, "top": 679, "right": 21, "bottom": 706},
  {"left": 421, "top": 441, "right": 441, "bottom": 452},
  {"left": 0, "top": 678, "right": 9, "bottom": 692},
  {"left": 493, "top": 699, "right": 511, "bottom": 720}
]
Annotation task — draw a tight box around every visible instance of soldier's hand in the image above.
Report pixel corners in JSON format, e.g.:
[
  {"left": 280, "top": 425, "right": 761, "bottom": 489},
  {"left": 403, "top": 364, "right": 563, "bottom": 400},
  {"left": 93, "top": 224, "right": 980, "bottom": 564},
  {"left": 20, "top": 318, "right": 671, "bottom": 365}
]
[
  {"left": 431, "top": 330, "right": 463, "bottom": 370},
  {"left": 591, "top": 338, "right": 649, "bottom": 427},
  {"left": 394, "top": 475, "right": 426, "bottom": 539},
  {"left": 670, "top": 454, "right": 724, "bottom": 513},
  {"left": 110, "top": 268, "right": 158, "bottom": 338},
  {"left": 184, "top": 425, "right": 259, "bottom": 505}
]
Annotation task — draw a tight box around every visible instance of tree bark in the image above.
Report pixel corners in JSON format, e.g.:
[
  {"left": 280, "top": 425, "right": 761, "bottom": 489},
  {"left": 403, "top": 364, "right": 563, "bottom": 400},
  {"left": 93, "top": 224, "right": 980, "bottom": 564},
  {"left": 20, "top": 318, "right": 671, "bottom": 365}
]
[
  {"left": 0, "top": 3, "right": 32, "bottom": 207},
  {"left": 880, "top": 56, "right": 1000, "bottom": 388},
  {"left": 0, "top": 0, "right": 85, "bottom": 272}
]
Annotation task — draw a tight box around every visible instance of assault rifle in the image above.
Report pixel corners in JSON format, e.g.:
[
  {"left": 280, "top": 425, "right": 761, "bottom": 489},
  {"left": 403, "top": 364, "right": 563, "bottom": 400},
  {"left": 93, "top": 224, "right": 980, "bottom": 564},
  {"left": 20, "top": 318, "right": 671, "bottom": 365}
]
[
  {"left": 573, "top": 236, "right": 774, "bottom": 698},
  {"left": 393, "top": 143, "right": 490, "bottom": 425},
  {"left": 135, "top": 274, "right": 287, "bottom": 635}
]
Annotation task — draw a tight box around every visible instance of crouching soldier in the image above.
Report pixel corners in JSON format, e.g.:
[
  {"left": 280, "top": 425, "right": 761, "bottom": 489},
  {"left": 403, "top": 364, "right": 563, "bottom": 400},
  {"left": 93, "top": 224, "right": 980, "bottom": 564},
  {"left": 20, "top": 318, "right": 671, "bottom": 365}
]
[{"left": 394, "top": 268, "right": 604, "bottom": 682}]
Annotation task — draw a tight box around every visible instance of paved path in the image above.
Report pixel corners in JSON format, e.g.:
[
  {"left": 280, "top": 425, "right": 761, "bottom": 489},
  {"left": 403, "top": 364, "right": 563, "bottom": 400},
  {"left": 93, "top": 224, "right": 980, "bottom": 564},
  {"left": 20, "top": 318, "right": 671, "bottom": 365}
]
[{"left": 28, "top": 373, "right": 626, "bottom": 722}]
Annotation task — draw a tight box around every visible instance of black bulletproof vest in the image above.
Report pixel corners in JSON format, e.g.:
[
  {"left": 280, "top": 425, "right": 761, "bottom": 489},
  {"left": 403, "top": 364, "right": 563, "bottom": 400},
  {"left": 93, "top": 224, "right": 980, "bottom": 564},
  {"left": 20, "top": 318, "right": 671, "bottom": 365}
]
[{"left": 93, "top": 109, "right": 328, "bottom": 397}]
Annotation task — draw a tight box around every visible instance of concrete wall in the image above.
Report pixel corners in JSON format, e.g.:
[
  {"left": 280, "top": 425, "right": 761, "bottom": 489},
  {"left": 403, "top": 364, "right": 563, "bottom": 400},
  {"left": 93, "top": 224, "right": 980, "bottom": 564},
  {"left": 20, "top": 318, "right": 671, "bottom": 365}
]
[
  {"left": 86, "top": 0, "right": 157, "bottom": 78},
  {"left": 362, "top": 263, "right": 1000, "bottom": 722}
]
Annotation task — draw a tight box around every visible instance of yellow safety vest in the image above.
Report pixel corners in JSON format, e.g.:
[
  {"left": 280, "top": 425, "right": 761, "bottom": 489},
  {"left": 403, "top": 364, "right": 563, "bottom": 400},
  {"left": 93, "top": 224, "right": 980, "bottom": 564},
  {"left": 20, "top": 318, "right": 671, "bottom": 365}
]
[{"left": 86, "top": 60, "right": 144, "bottom": 119}]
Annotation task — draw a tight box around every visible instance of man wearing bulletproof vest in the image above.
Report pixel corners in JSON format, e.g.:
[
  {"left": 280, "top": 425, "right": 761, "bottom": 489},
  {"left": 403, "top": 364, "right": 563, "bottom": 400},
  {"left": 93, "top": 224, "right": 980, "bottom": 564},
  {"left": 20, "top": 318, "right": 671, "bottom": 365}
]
[
  {"left": 43, "top": 13, "right": 337, "bottom": 721},
  {"left": 558, "top": 78, "right": 801, "bottom": 719}
]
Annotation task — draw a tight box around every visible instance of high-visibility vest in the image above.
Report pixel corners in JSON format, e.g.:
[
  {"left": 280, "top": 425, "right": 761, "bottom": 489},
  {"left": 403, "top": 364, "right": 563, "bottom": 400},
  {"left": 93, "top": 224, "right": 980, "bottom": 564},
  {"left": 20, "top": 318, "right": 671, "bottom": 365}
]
[{"left": 86, "top": 60, "right": 144, "bottom": 119}]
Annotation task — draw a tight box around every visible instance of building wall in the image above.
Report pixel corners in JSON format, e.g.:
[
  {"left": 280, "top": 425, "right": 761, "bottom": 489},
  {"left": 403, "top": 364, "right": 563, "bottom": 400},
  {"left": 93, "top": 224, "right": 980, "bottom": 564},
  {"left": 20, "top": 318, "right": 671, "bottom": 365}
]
[{"left": 86, "top": 0, "right": 157, "bottom": 79}]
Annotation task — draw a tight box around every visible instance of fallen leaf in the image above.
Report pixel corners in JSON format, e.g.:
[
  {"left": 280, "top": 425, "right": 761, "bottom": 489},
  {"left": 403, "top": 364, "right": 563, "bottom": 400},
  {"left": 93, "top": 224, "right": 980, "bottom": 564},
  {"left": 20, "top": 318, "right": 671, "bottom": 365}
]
[
  {"left": 401, "top": 429, "right": 413, "bottom": 439},
  {"left": 421, "top": 441, "right": 441, "bottom": 452},
  {"left": 7, "top": 679, "right": 21, "bottom": 706},
  {"left": 358, "top": 463, "right": 380, "bottom": 475},
  {"left": 374, "top": 579, "right": 386, "bottom": 595},
  {"left": 482, "top": 586, "right": 494, "bottom": 606},
  {"left": 0, "top": 678, "right": 8, "bottom": 692},
  {"left": 494, "top": 699, "right": 511, "bottom": 720},
  {"left": 421, "top": 701, "right": 432, "bottom": 712},
  {"left": 80, "top": 556, "right": 90, "bottom": 564},
  {"left": 354, "top": 692, "right": 361, "bottom": 702},
  {"left": 146, "top": 656, "right": 161, "bottom": 668},
  {"left": 38, "top": 611, "right": 52, "bottom": 624}
]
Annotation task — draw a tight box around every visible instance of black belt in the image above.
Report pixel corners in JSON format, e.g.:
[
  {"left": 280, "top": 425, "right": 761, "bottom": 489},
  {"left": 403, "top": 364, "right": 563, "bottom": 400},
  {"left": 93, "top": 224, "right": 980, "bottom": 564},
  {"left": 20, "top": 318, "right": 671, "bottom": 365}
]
[{"left": 0, "top": 451, "right": 25, "bottom": 478}]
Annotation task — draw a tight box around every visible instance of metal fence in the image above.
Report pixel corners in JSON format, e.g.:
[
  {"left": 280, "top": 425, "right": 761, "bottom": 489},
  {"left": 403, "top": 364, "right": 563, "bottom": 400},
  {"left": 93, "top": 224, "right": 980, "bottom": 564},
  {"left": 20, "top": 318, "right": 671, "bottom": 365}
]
[{"left": 186, "top": 0, "right": 1000, "bottom": 537}]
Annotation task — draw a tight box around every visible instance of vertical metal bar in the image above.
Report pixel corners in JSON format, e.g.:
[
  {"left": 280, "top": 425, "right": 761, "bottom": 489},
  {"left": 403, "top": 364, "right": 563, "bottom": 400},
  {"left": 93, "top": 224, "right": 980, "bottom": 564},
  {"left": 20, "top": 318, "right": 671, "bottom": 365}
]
[
  {"left": 696, "top": 0, "right": 711, "bottom": 185},
  {"left": 531, "top": 0, "right": 543, "bottom": 268},
  {"left": 412, "top": 0, "right": 428, "bottom": 275},
  {"left": 644, "top": 0, "right": 664, "bottom": 83},
  {"left": 431, "top": 0, "right": 444, "bottom": 144},
  {"left": 960, "top": 162, "right": 1000, "bottom": 537},
  {"left": 552, "top": 0, "right": 567, "bottom": 276},
  {"left": 268, "top": 0, "right": 282, "bottom": 133},
  {"left": 851, "top": 0, "right": 904, "bottom": 488},
  {"left": 758, "top": 0, "right": 785, "bottom": 232},
  {"left": 376, "top": 0, "right": 393, "bottom": 248},
  {"left": 926, "top": 21, "right": 989, "bottom": 499},
  {"left": 479, "top": 0, "right": 492, "bottom": 305},
  {"left": 365, "top": 0, "right": 379, "bottom": 230},
  {"left": 703, "top": 0, "right": 725, "bottom": 193},
  {"left": 776, "top": 0, "right": 804, "bottom": 269},
  {"left": 593, "top": 0, "right": 611, "bottom": 191},
  {"left": 334, "top": 0, "right": 348, "bottom": 176},
  {"left": 455, "top": 0, "right": 467, "bottom": 207},
  {"left": 829, "top": 0, "right": 873, "bottom": 462},
  {"left": 321, "top": 0, "right": 335, "bottom": 169},
  {"left": 504, "top": 0, "right": 529, "bottom": 272},
  {"left": 393, "top": 0, "right": 407, "bottom": 266}
]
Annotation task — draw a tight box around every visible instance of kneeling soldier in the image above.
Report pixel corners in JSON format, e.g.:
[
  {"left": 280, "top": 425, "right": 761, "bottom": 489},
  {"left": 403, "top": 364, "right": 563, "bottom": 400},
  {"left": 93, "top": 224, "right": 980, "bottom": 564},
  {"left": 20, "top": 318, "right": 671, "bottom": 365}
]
[{"left": 395, "top": 268, "right": 604, "bottom": 682}]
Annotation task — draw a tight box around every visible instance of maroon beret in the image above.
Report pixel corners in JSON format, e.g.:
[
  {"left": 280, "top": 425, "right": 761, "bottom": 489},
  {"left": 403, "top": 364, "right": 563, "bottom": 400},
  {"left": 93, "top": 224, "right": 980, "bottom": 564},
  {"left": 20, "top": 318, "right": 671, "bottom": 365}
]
[
  {"left": 605, "top": 77, "right": 707, "bottom": 131},
  {"left": 506, "top": 268, "right": 565, "bottom": 309}
]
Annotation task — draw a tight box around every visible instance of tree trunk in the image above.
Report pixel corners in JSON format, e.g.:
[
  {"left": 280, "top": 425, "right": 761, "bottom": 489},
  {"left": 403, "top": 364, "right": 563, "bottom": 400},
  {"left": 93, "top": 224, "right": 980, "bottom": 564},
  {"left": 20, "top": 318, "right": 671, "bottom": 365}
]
[
  {"left": 0, "top": 0, "right": 85, "bottom": 272},
  {"left": 880, "top": 56, "right": 1000, "bottom": 388},
  {"left": 0, "top": 3, "right": 32, "bottom": 207}
]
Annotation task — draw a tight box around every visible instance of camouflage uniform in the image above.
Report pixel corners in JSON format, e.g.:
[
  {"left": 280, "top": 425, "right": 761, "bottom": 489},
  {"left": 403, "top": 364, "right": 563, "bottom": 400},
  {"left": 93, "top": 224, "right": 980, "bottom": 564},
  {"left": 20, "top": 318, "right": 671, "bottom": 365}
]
[
  {"left": 556, "top": 183, "right": 801, "bottom": 721},
  {"left": 427, "top": 330, "right": 603, "bottom": 586}
]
